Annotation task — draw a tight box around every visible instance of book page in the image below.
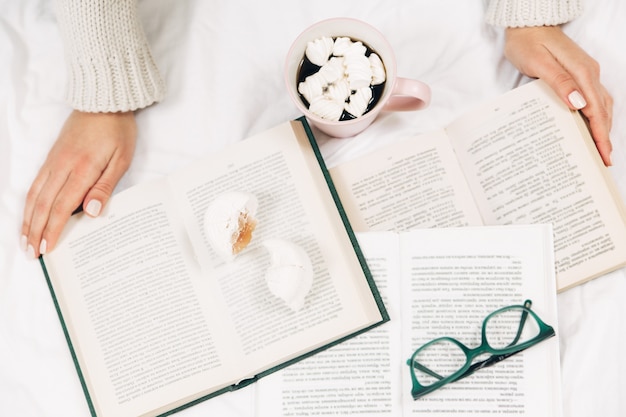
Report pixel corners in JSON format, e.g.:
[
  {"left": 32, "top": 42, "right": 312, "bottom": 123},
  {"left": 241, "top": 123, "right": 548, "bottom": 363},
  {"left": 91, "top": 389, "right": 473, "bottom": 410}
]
[
  {"left": 400, "top": 225, "right": 562, "bottom": 416},
  {"left": 42, "top": 180, "right": 230, "bottom": 417},
  {"left": 446, "top": 80, "right": 626, "bottom": 290},
  {"left": 329, "top": 130, "right": 483, "bottom": 232},
  {"left": 166, "top": 121, "right": 385, "bottom": 378},
  {"left": 255, "top": 232, "right": 404, "bottom": 416}
]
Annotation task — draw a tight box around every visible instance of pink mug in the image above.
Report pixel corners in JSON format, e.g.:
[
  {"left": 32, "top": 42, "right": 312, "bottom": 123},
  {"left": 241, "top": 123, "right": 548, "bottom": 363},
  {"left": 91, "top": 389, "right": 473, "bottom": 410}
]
[{"left": 285, "top": 18, "right": 431, "bottom": 138}]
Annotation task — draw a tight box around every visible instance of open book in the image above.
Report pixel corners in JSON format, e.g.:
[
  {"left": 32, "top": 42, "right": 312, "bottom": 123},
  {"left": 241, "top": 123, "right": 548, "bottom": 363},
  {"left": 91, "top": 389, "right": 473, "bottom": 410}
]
[
  {"left": 257, "top": 224, "right": 563, "bottom": 416},
  {"left": 39, "top": 120, "right": 388, "bottom": 417},
  {"left": 329, "top": 80, "right": 626, "bottom": 291}
]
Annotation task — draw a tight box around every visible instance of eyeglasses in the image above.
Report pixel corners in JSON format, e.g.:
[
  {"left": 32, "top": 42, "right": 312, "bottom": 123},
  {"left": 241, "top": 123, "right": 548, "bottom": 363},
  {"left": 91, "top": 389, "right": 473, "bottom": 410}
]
[{"left": 407, "top": 299, "right": 555, "bottom": 400}]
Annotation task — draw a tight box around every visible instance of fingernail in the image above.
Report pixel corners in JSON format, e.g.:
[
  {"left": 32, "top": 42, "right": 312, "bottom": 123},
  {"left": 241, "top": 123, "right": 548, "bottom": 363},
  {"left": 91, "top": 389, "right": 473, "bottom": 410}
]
[
  {"left": 568, "top": 91, "right": 587, "bottom": 109},
  {"left": 26, "top": 244, "right": 35, "bottom": 259},
  {"left": 39, "top": 239, "right": 47, "bottom": 255},
  {"left": 85, "top": 199, "right": 102, "bottom": 217},
  {"left": 20, "top": 235, "right": 28, "bottom": 251}
]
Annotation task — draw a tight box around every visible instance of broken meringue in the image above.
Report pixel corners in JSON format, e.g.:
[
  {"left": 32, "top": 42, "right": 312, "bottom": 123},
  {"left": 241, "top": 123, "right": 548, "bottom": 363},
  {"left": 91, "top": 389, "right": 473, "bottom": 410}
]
[
  {"left": 204, "top": 191, "right": 258, "bottom": 261},
  {"left": 263, "top": 239, "right": 314, "bottom": 312}
]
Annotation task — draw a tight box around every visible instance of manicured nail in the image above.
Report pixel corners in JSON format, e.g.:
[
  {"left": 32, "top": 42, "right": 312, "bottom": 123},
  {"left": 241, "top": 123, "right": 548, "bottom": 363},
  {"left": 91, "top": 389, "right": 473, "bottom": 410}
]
[
  {"left": 39, "top": 239, "right": 47, "bottom": 255},
  {"left": 20, "top": 235, "right": 28, "bottom": 251},
  {"left": 85, "top": 199, "right": 102, "bottom": 217},
  {"left": 568, "top": 91, "right": 587, "bottom": 109},
  {"left": 26, "top": 244, "right": 35, "bottom": 259}
]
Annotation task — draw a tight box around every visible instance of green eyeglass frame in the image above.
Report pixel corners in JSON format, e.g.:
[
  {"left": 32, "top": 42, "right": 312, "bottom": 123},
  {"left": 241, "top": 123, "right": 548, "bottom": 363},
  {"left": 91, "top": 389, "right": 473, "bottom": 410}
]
[{"left": 407, "top": 299, "right": 555, "bottom": 400}]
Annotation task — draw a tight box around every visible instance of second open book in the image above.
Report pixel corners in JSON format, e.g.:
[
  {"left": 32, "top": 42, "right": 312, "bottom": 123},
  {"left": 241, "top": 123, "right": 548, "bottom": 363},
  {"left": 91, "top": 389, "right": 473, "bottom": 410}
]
[{"left": 330, "top": 80, "right": 626, "bottom": 291}]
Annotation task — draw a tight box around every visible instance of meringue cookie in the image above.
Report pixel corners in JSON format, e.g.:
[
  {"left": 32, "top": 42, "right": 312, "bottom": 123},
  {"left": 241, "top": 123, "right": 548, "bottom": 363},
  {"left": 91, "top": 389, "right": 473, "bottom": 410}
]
[
  {"left": 298, "top": 73, "right": 325, "bottom": 104},
  {"left": 204, "top": 191, "right": 258, "bottom": 261},
  {"left": 344, "top": 87, "right": 373, "bottom": 118},
  {"left": 344, "top": 53, "right": 373, "bottom": 90},
  {"left": 325, "top": 77, "right": 351, "bottom": 104},
  {"left": 263, "top": 239, "right": 314, "bottom": 312},
  {"left": 305, "top": 36, "right": 334, "bottom": 66},
  {"left": 309, "top": 96, "right": 344, "bottom": 121},
  {"left": 342, "top": 40, "right": 367, "bottom": 58},
  {"left": 369, "top": 53, "right": 386, "bottom": 85},
  {"left": 332, "top": 36, "right": 353, "bottom": 56},
  {"left": 316, "top": 56, "right": 345, "bottom": 85}
]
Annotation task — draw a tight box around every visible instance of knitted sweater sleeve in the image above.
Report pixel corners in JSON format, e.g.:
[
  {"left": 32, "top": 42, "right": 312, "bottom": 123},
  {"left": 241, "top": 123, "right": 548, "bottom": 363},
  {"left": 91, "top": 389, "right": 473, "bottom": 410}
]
[
  {"left": 54, "top": 0, "right": 166, "bottom": 113},
  {"left": 485, "top": 0, "right": 584, "bottom": 27}
]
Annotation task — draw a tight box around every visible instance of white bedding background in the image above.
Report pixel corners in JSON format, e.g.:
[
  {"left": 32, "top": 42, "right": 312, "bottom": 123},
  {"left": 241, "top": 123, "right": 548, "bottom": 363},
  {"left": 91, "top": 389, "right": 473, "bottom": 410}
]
[{"left": 1, "top": 1, "right": 625, "bottom": 416}]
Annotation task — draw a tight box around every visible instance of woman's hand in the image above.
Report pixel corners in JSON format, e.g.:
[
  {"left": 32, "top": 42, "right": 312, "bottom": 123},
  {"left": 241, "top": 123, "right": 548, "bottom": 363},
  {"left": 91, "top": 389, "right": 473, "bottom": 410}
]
[
  {"left": 504, "top": 26, "right": 613, "bottom": 166},
  {"left": 21, "top": 110, "right": 137, "bottom": 258}
]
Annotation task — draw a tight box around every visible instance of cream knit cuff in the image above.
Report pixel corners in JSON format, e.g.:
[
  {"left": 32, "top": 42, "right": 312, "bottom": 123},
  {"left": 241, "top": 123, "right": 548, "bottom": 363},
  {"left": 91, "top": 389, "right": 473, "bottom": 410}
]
[
  {"left": 54, "top": 0, "right": 166, "bottom": 112},
  {"left": 485, "top": 0, "right": 584, "bottom": 27}
]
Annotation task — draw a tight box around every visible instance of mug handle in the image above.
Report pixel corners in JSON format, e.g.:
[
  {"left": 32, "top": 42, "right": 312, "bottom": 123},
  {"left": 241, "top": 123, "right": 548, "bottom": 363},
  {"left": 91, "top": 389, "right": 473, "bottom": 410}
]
[{"left": 383, "top": 77, "right": 431, "bottom": 111}]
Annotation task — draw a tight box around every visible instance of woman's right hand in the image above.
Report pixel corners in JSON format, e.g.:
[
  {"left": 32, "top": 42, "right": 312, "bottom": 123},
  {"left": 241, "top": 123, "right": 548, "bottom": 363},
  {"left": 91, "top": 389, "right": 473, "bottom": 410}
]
[
  {"left": 504, "top": 26, "right": 613, "bottom": 166},
  {"left": 21, "top": 110, "right": 137, "bottom": 258}
]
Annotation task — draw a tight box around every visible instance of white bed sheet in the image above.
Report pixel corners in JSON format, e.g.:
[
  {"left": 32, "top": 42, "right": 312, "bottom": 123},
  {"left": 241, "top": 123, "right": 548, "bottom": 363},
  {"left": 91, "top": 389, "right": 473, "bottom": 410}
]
[{"left": 1, "top": 1, "right": 624, "bottom": 416}]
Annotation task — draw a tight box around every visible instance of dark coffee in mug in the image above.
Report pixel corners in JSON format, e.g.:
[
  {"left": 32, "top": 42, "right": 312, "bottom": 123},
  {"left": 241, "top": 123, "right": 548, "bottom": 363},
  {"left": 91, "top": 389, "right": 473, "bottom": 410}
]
[{"left": 296, "top": 36, "right": 386, "bottom": 122}]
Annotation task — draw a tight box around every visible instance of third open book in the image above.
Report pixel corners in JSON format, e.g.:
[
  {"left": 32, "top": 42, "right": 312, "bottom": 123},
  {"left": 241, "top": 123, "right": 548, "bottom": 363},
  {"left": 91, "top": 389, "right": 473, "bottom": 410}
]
[{"left": 329, "top": 80, "right": 626, "bottom": 291}]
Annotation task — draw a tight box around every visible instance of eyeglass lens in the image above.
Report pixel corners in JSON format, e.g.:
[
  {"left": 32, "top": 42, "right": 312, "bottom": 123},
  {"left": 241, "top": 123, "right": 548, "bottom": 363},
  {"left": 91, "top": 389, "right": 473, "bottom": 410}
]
[
  {"left": 412, "top": 339, "right": 465, "bottom": 386},
  {"left": 485, "top": 307, "right": 540, "bottom": 349}
]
